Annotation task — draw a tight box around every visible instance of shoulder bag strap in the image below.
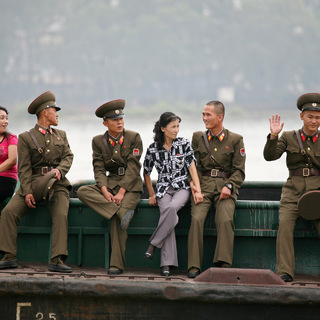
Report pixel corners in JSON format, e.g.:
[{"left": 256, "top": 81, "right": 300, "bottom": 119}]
[
  {"left": 202, "top": 131, "right": 211, "bottom": 154},
  {"left": 101, "top": 134, "right": 112, "bottom": 159},
  {"left": 295, "top": 130, "right": 313, "bottom": 168},
  {"left": 27, "top": 131, "right": 52, "bottom": 165},
  {"left": 101, "top": 134, "right": 126, "bottom": 168},
  {"left": 202, "top": 131, "right": 224, "bottom": 170}
]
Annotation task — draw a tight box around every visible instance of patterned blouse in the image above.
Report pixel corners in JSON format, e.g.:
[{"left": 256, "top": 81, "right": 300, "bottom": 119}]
[{"left": 143, "top": 137, "right": 196, "bottom": 198}]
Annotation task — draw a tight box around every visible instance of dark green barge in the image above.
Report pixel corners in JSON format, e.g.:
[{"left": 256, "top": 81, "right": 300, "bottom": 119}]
[{"left": 1, "top": 181, "right": 320, "bottom": 320}]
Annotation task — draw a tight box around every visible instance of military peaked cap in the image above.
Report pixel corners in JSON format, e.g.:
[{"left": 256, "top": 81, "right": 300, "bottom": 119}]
[
  {"left": 28, "top": 91, "right": 61, "bottom": 115},
  {"left": 32, "top": 171, "right": 57, "bottom": 203},
  {"left": 297, "top": 93, "right": 320, "bottom": 112},
  {"left": 95, "top": 99, "right": 125, "bottom": 119},
  {"left": 298, "top": 190, "right": 320, "bottom": 220}
]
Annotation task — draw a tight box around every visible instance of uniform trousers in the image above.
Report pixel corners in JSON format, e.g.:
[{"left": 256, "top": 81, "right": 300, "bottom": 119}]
[
  {"left": 277, "top": 201, "right": 320, "bottom": 278},
  {"left": 188, "top": 192, "right": 235, "bottom": 271},
  {"left": 77, "top": 184, "right": 141, "bottom": 270},
  {"left": 0, "top": 184, "right": 70, "bottom": 260},
  {"left": 151, "top": 187, "right": 190, "bottom": 267}
]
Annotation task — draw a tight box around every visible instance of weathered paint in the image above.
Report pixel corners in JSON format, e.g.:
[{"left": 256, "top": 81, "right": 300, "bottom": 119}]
[{"left": 1, "top": 272, "right": 320, "bottom": 320}]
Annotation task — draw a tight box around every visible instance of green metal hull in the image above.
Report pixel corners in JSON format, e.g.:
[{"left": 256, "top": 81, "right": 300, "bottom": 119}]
[{"left": 1, "top": 181, "right": 320, "bottom": 319}]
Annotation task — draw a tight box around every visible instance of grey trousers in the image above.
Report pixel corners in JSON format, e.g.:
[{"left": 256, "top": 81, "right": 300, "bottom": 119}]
[{"left": 150, "top": 187, "right": 190, "bottom": 267}]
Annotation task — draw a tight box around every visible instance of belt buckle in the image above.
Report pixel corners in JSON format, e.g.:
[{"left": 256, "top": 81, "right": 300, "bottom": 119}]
[
  {"left": 211, "top": 169, "right": 218, "bottom": 177},
  {"left": 118, "top": 167, "right": 125, "bottom": 176},
  {"left": 303, "top": 168, "right": 310, "bottom": 177},
  {"left": 41, "top": 167, "right": 49, "bottom": 175}
]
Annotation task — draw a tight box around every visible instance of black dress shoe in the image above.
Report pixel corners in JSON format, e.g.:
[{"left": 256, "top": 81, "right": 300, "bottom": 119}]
[
  {"left": 280, "top": 273, "right": 293, "bottom": 282},
  {"left": 144, "top": 244, "right": 155, "bottom": 259},
  {"left": 214, "top": 261, "right": 231, "bottom": 268},
  {"left": 0, "top": 253, "right": 18, "bottom": 269},
  {"left": 120, "top": 209, "right": 135, "bottom": 230},
  {"left": 48, "top": 256, "right": 72, "bottom": 273},
  {"left": 188, "top": 267, "right": 200, "bottom": 278},
  {"left": 160, "top": 266, "right": 170, "bottom": 277},
  {"left": 108, "top": 267, "right": 123, "bottom": 275}
]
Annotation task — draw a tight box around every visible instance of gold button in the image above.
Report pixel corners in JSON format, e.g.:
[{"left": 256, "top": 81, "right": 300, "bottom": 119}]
[
  {"left": 307, "top": 147, "right": 311, "bottom": 151},
  {"left": 115, "top": 151, "right": 118, "bottom": 154},
  {"left": 308, "top": 138, "right": 311, "bottom": 140},
  {"left": 116, "top": 141, "right": 118, "bottom": 144},
  {"left": 214, "top": 148, "right": 217, "bottom": 151},
  {"left": 46, "top": 140, "right": 50, "bottom": 144},
  {"left": 47, "top": 149, "right": 50, "bottom": 152}
]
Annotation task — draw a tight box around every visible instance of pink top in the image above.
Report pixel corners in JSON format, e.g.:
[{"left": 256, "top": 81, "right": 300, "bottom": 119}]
[{"left": 0, "top": 134, "right": 18, "bottom": 180}]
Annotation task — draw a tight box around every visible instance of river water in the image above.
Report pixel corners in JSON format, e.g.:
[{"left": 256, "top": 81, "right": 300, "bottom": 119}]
[{"left": 11, "top": 115, "right": 303, "bottom": 184}]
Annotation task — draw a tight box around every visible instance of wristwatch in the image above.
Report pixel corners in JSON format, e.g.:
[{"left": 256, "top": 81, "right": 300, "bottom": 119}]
[{"left": 225, "top": 183, "right": 233, "bottom": 191}]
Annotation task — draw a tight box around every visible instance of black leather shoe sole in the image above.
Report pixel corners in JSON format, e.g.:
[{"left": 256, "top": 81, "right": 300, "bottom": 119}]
[
  {"left": 108, "top": 267, "right": 123, "bottom": 275},
  {"left": 0, "top": 259, "right": 18, "bottom": 270},
  {"left": 188, "top": 268, "right": 200, "bottom": 278},
  {"left": 214, "top": 261, "right": 231, "bottom": 268},
  {"left": 280, "top": 274, "right": 293, "bottom": 282},
  {"left": 48, "top": 263, "right": 72, "bottom": 273}
]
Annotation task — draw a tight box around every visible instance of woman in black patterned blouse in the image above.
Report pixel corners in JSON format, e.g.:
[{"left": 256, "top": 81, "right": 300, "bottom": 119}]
[{"left": 143, "top": 112, "right": 203, "bottom": 276}]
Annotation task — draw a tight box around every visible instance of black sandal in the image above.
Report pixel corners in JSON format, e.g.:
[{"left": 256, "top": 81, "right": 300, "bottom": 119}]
[{"left": 160, "top": 266, "right": 170, "bottom": 277}]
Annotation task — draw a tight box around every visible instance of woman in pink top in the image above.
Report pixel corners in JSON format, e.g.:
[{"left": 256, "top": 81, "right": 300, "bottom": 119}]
[{"left": 0, "top": 106, "right": 18, "bottom": 201}]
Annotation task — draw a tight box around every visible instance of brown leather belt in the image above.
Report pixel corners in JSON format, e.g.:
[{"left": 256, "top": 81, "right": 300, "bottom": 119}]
[
  {"left": 32, "top": 166, "right": 54, "bottom": 175},
  {"left": 289, "top": 168, "right": 320, "bottom": 177},
  {"left": 108, "top": 167, "right": 126, "bottom": 176},
  {"left": 202, "top": 169, "right": 231, "bottom": 178}
]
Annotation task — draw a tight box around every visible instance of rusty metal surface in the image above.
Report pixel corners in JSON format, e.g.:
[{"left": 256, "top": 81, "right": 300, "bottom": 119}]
[
  {"left": 194, "top": 267, "right": 285, "bottom": 285},
  {"left": 3, "top": 263, "right": 320, "bottom": 320}
]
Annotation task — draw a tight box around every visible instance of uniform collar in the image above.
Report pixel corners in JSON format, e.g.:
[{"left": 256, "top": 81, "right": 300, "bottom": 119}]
[
  {"left": 108, "top": 131, "right": 124, "bottom": 147},
  {"left": 36, "top": 124, "right": 52, "bottom": 135},
  {"left": 208, "top": 128, "right": 225, "bottom": 142},
  {"left": 300, "top": 129, "right": 318, "bottom": 143}
]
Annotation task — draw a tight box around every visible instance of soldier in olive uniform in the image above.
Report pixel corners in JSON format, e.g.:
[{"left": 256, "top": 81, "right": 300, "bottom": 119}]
[
  {"left": 77, "top": 99, "right": 143, "bottom": 275},
  {"left": 264, "top": 93, "right": 320, "bottom": 282},
  {"left": 0, "top": 91, "right": 74, "bottom": 273},
  {"left": 187, "top": 101, "right": 246, "bottom": 278}
]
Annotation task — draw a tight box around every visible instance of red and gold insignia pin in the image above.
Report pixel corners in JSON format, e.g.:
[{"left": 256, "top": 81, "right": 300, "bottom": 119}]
[
  {"left": 38, "top": 127, "right": 46, "bottom": 134},
  {"left": 133, "top": 149, "right": 140, "bottom": 155},
  {"left": 219, "top": 132, "right": 225, "bottom": 142},
  {"left": 240, "top": 148, "right": 246, "bottom": 156},
  {"left": 313, "top": 133, "right": 318, "bottom": 143}
]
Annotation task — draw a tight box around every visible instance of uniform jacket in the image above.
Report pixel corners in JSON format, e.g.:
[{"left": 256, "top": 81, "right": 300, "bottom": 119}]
[
  {"left": 192, "top": 129, "right": 246, "bottom": 194},
  {"left": 92, "top": 129, "right": 143, "bottom": 192},
  {"left": 17, "top": 124, "right": 73, "bottom": 196},
  {"left": 263, "top": 129, "right": 320, "bottom": 200}
]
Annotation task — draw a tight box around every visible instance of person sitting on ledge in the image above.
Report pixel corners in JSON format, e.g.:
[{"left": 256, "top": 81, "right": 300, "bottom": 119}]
[
  {"left": 77, "top": 99, "right": 143, "bottom": 275},
  {"left": 264, "top": 93, "right": 320, "bottom": 282},
  {"left": 143, "top": 112, "right": 203, "bottom": 277},
  {"left": 0, "top": 91, "right": 74, "bottom": 273}
]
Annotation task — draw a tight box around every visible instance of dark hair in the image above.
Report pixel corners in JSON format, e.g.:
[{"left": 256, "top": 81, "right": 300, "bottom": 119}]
[
  {"left": 0, "top": 106, "right": 10, "bottom": 140},
  {"left": 206, "top": 101, "right": 225, "bottom": 118},
  {"left": 153, "top": 112, "right": 181, "bottom": 145}
]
